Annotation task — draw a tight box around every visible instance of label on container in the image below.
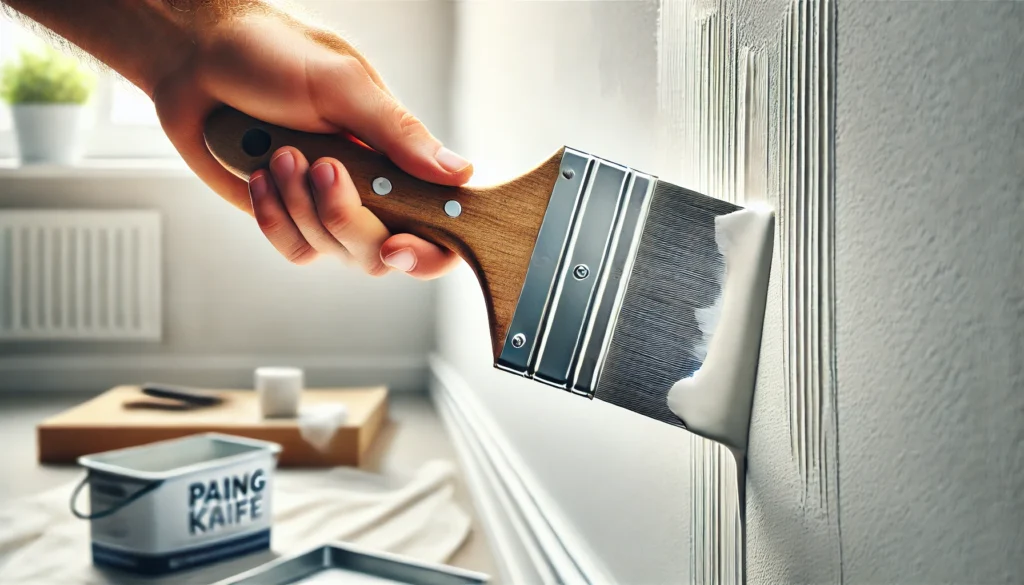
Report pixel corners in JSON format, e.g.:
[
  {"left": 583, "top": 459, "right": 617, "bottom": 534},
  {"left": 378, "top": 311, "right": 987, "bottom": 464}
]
[{"left": 188, "top": 468, "right": 267, "bottom": 535}]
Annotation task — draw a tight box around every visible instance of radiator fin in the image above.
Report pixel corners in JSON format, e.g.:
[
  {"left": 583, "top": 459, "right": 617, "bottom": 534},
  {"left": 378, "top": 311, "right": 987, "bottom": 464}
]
[{"left": 0, "top": 210, "right": 161, "bottom": 341}]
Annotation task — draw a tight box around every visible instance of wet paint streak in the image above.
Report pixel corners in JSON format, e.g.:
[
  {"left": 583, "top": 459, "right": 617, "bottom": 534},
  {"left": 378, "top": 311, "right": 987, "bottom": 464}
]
[
  {"left": 780, "top": 0, "right": 840, "bottom": 520},
  {"left": 657, "top": 2, "right": 755, "bottom": 583},
  {"left": 777, "top": 4, "right": 844, "bottom": 581},
  {"left": 658, "top": 0, "right": 839, "bottom": 583},
  {"left": 688, "top": 436, "right": 743, "bottom": 584}
]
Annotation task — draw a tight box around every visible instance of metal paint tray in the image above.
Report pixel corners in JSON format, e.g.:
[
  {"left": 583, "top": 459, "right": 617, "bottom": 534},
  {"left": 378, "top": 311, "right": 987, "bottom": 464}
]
[{"left": 211, "top": 542, "right": 490, "bottom": 585}]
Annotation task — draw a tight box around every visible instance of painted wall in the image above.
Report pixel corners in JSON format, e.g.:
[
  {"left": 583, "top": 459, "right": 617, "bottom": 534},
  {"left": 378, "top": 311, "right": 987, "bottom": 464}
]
[
  {"left": 440, "top": 0, "right": 1023, "bottom": 584},
  {"left": 0, "top": 0, "right": 453, "bottom": 392},
  {"left": 835, "top": 2, "right": 1023, "bottom": 583}
]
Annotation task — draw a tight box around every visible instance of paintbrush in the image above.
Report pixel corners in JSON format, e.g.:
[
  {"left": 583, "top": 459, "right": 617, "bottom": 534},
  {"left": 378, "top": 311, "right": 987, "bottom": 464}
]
[{"left": 204, "top": 106, "right": 774, "bottom": 453}]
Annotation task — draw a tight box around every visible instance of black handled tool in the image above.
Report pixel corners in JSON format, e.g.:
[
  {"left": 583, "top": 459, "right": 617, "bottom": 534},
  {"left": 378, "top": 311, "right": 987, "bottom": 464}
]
[{"left": 122, "top": 383, "right": 225, "bottom": 411}]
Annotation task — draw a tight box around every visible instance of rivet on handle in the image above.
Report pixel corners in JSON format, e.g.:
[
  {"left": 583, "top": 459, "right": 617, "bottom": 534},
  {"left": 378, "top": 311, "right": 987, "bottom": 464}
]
[
  {"left": 444, "top": 200, "right": 462, "bottom": 218},
  {"left": 372, "top": 177, "right": 392, "bottom": 196}
]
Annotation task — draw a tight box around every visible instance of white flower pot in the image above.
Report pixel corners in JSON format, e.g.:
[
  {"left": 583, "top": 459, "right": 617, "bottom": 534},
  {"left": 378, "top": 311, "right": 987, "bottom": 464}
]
[{"left": 11, "top": 104, "right": 89, "bottom": 165}]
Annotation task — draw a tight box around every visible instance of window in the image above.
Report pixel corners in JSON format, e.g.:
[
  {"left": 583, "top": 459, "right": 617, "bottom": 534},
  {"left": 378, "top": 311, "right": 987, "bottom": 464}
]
[{"left": 0, "top": 16, "right": 179, "bottom": 160}]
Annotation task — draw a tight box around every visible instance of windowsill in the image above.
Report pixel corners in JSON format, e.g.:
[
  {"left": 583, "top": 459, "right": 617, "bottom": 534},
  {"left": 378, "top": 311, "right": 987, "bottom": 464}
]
[{"left": 0, "top": 158, "right": 194, "bottom": 179}]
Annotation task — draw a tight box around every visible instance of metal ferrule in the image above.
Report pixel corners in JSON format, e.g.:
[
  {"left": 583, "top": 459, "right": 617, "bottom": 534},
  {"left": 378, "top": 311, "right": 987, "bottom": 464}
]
[{"left": 496, "top": 148, "right": 656, "bottom": 398}]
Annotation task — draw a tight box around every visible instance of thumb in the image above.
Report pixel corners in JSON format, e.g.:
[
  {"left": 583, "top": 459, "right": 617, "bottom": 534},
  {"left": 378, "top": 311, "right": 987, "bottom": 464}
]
[{"left": 312, "top": 57, "right": 473, "bottom": 186}]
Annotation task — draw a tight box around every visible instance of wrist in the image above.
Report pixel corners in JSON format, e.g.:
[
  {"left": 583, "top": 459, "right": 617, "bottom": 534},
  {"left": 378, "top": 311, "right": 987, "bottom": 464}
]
[
  {"left": 145, "top": 0, "right": 283, "bottom": 97},
  {"left": 138, "top": 0, "right": 212, "bottom": 97}
]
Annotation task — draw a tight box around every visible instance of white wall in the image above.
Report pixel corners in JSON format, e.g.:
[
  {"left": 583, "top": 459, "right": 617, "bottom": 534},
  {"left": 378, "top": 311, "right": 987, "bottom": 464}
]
[
  {"left": 0, "top": 0, "right": 454, "bottom": 392},
  {"left": 835, "top": 2, "right": 1023, "bottom": 583}
]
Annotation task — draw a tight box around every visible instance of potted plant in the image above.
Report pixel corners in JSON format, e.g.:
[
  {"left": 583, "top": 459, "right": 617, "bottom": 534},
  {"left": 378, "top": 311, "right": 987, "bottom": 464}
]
[{"left": 1, "top": 44, "right": 96, "bottom": 165}]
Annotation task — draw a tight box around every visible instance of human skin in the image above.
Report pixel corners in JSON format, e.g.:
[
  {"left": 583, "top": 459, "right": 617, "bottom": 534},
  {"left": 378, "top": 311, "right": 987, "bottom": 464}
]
[{"left": 1, "top": 0, "right": 470, "bottom": 278}]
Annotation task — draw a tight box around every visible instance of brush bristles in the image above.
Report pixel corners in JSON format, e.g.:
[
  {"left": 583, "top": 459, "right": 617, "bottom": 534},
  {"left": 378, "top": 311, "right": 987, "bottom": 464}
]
[{"left": 593, "top": 180, "right": 739, "bottom": 428}]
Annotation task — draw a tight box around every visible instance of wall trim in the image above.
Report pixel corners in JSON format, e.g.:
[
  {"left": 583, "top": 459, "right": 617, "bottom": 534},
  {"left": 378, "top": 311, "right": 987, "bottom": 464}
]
[
  {"left": 428, "top": 355, "right": 616, "bottom": 585},
  {"left": 0, "top": 353, "right": 427, "bottom": 392}
]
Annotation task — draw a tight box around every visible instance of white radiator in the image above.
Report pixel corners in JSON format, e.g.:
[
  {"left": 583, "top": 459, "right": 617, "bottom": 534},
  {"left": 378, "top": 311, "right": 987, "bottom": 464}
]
[{"left": 0, "top": 210, "right": 161, "bottom": 341}]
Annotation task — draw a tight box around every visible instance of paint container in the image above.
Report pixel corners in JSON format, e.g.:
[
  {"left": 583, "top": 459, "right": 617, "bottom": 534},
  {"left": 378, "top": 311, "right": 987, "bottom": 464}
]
[{"left": 70, "top": 433, "right": 283, "bottom": 575}]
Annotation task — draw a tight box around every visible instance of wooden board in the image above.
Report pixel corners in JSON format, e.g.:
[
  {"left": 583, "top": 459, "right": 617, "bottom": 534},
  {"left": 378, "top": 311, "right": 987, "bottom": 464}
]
[{"left": 37, "top": 386, "right": 388, "bottom": 467}]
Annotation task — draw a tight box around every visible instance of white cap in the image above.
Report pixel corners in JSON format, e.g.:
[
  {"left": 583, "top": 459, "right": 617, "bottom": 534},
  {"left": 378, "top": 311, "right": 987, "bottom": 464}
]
[{"left": 255, "top": 366, "right": 303, "bottom": 418}]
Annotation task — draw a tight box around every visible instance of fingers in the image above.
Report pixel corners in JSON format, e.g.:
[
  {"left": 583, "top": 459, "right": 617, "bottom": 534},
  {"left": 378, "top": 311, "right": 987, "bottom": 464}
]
[
  {"left": 259, "top": 152, "right": 458, "bottom": 278},
  {"left": 307, "top": 158, "right": 392, "bottom": 276},
  {"left": 248, "top": 170, "right": 320, "bottom": 265},
  {"left": 268, "top": 147, "right": 349, "bottom": 260},
  {"left": 309, "top": 56, "right": 474, "bottom": 188},
  {"left": 380, "top": 233, "right": 461, "bottom": 280},
  {"left": 256, "top": 150, "right": 461, "bottom": 277},
  {"left": 254, "top": 148, "right": 390, "bottom": 274}
]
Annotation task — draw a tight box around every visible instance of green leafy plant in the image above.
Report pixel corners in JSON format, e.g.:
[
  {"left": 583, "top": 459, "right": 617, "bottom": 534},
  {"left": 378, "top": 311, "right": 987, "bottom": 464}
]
[{"left": 0, "top": 45, "right": 96, "bottom": 105}]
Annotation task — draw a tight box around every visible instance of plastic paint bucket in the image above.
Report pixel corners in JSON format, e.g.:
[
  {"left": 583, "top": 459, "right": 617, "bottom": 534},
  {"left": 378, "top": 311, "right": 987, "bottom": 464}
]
[{"left": 70, "top": 433, "right": 283, "bottom": 575}]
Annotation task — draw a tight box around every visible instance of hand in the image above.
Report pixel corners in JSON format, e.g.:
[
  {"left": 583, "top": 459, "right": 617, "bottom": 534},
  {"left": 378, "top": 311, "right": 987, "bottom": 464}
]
[{"left": 151, "top": 9, "right": 470, "bottom": 279}]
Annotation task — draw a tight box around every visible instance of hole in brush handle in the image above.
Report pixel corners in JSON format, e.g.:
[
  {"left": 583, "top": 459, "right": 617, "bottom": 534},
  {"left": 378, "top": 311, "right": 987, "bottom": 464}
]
[{"left": 242, "top": 127, "right": 272, "bottom": 157}]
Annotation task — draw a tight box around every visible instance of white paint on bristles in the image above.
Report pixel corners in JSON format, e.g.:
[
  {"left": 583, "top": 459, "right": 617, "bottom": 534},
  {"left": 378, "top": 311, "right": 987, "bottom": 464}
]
[{"left": 667, "top": 206, "right": 774, "bottom": 455}]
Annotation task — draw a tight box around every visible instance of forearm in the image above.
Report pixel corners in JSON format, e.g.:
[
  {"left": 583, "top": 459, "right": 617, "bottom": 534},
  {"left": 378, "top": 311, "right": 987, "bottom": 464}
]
[{"left": 0, "top": 0, "right": 265, "bottom": 97}]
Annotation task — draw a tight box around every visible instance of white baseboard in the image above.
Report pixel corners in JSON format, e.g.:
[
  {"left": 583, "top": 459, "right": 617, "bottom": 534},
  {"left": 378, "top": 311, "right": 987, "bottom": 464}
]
[
  {"left": 0, "top": 353, "right": 427, "bottom": 392},
  {"left": 429, "top": 354, "right": 616, "bottom": 585}
]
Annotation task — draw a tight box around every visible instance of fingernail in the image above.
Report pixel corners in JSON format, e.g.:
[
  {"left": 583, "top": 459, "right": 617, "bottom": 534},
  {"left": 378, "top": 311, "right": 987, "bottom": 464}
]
[
  {"left": 249, "top": 173, "right": 267, "bottom": 198},
  {"left": 310, "top": 162, "right": 336, "bottom": 193},
  {"left": 383, "top": 248, "right": 417, "bottom": 272},
  {"left": 435, "top": 147, "right": 470, "bottom": 173},
  {"left": 271, "top": 150, "right": 295, "bottom": 177}
]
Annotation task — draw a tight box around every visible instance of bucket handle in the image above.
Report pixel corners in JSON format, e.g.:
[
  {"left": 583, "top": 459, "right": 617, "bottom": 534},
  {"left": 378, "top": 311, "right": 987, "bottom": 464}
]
[{"left": 69, "top": 473, "right": 164, "bottom": 520}]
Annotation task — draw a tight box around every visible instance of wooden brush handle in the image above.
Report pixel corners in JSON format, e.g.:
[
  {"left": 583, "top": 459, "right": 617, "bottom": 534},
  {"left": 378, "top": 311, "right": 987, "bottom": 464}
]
[{"left": 203, "top": 106, "right": 563, "bottom": 356}]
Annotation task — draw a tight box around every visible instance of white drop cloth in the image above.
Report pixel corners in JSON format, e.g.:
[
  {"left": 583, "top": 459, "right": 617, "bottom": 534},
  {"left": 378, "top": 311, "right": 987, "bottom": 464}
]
[{"left": 0, "top": 460, "right": 470, "bottom": 585}]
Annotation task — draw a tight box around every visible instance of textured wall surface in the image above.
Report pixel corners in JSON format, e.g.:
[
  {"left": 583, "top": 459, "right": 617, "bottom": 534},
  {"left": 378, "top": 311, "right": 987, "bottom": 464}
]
[
  {"left": 664, "top": 1, "right": 1023, "bottom": 584},
  {"left": 836, "top": 2, "right": 1023, "bottom": 583}
]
